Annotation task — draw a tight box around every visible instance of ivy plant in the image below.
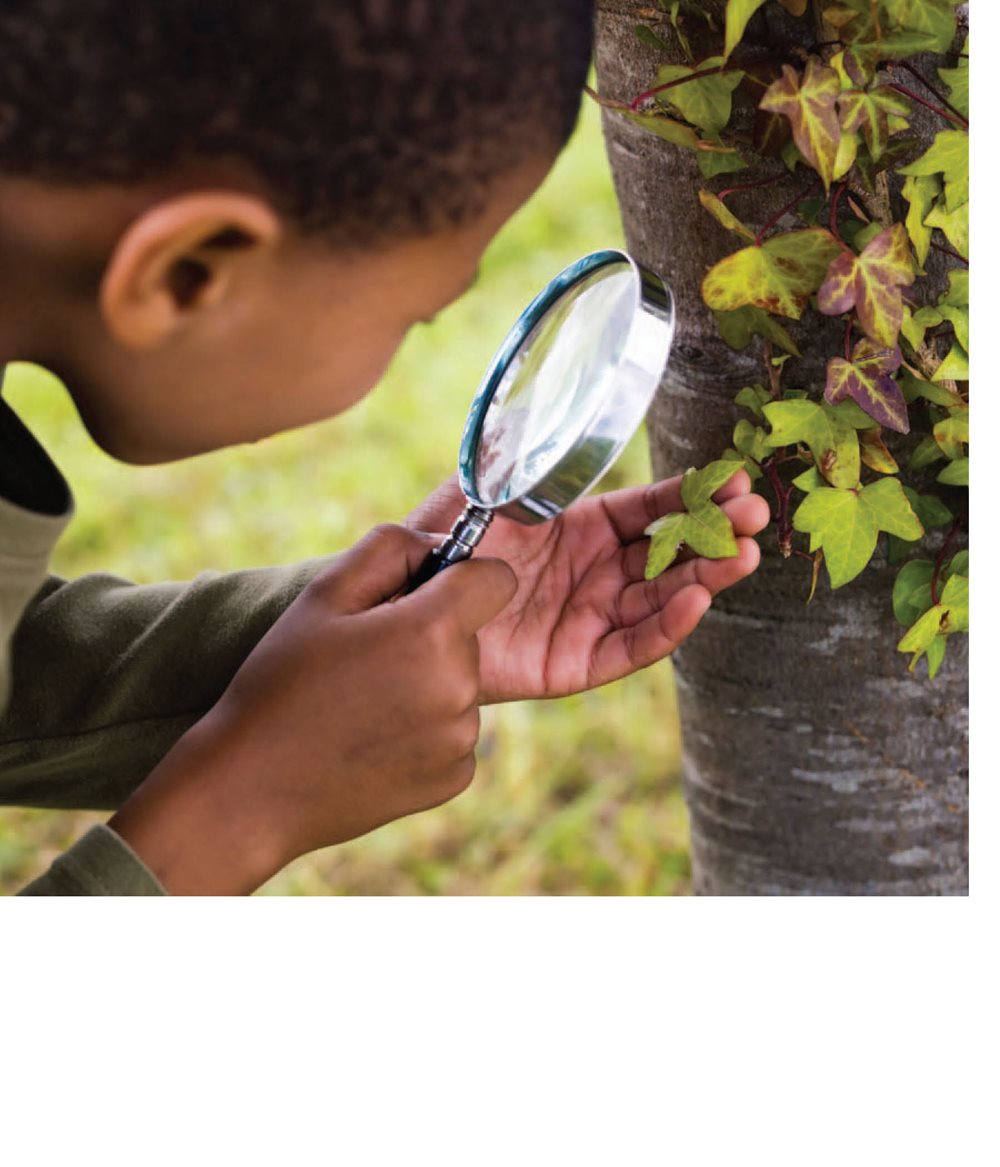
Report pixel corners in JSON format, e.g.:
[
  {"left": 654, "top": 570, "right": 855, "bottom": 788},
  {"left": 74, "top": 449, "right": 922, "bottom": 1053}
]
[{"left": 601, "top": 0, "right": 968, "bottom": 678}]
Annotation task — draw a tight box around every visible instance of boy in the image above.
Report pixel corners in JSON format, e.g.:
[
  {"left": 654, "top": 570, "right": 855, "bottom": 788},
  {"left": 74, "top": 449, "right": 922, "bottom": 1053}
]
[{"left": 0, "top": 1, "right": 768, "bottom": 895}]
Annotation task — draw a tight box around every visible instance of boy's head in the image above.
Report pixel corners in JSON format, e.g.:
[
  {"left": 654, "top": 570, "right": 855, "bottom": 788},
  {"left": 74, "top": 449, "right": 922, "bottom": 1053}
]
[{"left": 0, "top": 1, "right": 594, "bottom": 461}]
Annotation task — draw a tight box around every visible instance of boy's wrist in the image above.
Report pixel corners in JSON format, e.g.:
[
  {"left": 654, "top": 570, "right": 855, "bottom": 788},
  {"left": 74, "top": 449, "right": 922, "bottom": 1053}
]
[{"left": 109, "top": 711, "right": 286, "bottom": 895}]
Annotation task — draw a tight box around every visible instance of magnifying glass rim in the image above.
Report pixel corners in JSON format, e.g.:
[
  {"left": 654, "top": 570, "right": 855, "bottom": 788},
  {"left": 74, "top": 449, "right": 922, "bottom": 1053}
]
[{"left": 457, "top": 247, "right": 644, "bottom": 510}]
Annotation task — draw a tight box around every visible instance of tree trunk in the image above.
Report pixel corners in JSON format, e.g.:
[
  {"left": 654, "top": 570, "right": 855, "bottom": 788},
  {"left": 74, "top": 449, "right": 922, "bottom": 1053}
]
[{"left": 595, "top": 1, "right": 968, "bottom": 894}]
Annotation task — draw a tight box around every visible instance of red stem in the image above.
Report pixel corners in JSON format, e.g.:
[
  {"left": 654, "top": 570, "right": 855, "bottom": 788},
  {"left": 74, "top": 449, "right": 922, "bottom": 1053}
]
[
  {"left": 891, "top": 61, "right": 968, "bottom": 126},
  {"left": 886, "top": 81, "right": 968, "bottom": 129},
  {"left": 762, "top": 457, "right": 794, "bottom": 557},
  {"left": 717, "top": 171, "right": 788, "bottom": 202},
  {"left": 755, "top": 178, "right": 822, "bottom": 246},
  {"left": 930, "top": 517, "right": 963, "bottom": 606},
  {"left": 629, "top": 64, "right": 730, "bottom": 111}
]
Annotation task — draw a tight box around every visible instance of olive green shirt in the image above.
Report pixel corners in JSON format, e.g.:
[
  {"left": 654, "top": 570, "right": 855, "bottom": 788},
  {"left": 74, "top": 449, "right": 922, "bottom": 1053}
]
[{"left": 1, "top": 381, "right": 323, "bottom": 894}]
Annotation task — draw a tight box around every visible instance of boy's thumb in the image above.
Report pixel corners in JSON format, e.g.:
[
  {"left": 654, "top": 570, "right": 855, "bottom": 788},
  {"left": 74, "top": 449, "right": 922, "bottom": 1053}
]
[
  {"left": 419, "top": 556, "right": 518, "bottom": 633},
  {"left": 319, "top": 524, "right": 441, "bottom": 613}
]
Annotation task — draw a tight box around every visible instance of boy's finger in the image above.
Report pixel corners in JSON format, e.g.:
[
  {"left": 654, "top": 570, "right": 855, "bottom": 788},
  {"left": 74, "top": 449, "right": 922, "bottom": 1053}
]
[
  {"left": 418, "top": 556, "right": 518, "bottom": 633},
  {"left": 316, "top": 524, "right": 442, "bottom": 613}
]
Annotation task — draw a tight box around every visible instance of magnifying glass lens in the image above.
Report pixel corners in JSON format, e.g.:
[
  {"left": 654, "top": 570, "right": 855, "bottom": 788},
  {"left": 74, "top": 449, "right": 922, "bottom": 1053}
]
[{"left": 474, "top": 263, "right": 635, "bottom": 506}]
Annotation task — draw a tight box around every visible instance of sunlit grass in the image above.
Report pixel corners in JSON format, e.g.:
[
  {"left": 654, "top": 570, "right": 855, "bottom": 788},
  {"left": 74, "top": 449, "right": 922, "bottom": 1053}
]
[{"left": 0, "top": 95, "right": 689, "bottom": 895}]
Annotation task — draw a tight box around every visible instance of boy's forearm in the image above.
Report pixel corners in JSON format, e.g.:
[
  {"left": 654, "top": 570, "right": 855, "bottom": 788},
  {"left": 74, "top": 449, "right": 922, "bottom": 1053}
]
[{"left": 108, "top": 713, "right": 285, "bottom": 896}]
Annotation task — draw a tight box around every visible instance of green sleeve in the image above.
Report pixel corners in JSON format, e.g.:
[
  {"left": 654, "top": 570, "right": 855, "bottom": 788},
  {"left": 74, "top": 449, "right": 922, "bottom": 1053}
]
[
  {"left": 2, "top": 559, "right": 327, "bottom": 893},
  {"left": 17, "top": 823, "right": 164, "bottom": 895}
]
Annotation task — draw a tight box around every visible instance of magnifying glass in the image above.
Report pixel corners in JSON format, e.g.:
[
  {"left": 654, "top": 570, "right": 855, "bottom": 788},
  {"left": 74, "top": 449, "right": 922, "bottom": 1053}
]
[{"left": 407, "top": 248, "right": 675, "bottom": 590}]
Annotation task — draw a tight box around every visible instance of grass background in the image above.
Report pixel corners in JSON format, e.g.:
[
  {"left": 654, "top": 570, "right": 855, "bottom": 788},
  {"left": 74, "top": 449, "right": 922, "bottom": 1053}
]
[{"left": 0, "top": 95, "right": 689, "bottom": 895}]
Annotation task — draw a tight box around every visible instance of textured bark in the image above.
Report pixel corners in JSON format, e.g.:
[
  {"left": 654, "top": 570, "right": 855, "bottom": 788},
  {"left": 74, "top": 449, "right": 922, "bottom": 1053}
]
[{"left": 595, "top": 1, "right": 968, "bottom": 894}]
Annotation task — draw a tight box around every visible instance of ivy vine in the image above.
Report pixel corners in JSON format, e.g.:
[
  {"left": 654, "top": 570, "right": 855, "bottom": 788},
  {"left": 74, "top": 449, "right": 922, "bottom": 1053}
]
[{"left": 595, "top": 0, "right": 969, "bottom": 679}]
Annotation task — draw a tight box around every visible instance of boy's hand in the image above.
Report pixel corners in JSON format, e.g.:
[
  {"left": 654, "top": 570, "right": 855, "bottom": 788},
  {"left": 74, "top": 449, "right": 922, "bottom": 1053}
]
[
  {"left": 408, "top": 472, "right": 770, "bottom": 704},
  {"left": 110, "top": 525, "right": 515, "bottom": 894}
]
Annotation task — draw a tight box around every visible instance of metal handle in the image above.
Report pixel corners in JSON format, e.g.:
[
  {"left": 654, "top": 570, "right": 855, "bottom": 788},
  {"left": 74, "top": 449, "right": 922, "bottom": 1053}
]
[{"left": 405, "top": 504, "right": 494, "bottom": 593}]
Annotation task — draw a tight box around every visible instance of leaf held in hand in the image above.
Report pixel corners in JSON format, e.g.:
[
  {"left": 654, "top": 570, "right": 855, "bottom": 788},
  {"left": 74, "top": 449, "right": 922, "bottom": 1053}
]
[{"left": 644, "top": 460, "right": 743, "bottom": 580}]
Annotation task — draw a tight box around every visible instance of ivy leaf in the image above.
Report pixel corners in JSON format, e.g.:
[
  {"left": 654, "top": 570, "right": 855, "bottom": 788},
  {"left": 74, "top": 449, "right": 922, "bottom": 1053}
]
[
  {"left": 762, "top": 399, "right": 861, "bottom": 488},
  {"left": 897, "top": 567, "right": 967, "bottom": 677},
  {"left": 937, "top": 457, "right": 968, "bottom": 486},
  {"left": 793, "top": 477, "right": 922, "bottom": 588},
  {"left": 792, "top": 466, "right": 826, "bottom": 493},
  {"left": 879, "top": 0, "right": 958, "bottom": 56},
  {"left": 940, "top": 572, "right": 969, "bottom": 632},
  {"left": 933, "top": 342, "right": 969, "bottom": 382},
  {"left": 734, "top": 384, "right": 771, "bottom": 419},
  {"left": 924, "top": 198, "right": 968, "bottom": 258},
  {"left": 817, "top": 223, "right": 916, "bottom": 347},
  {"left": 899, "top": 368, "right": 963, "bottom": 408},
  {"left": 713, "top": 305, "right": 801, "bottom": 355},
  {"left": 702, "top": 228, "right": 841, "bottom": 319},
  {"left": 942, "top": 269, "right": 968, "bottom": 308},
  {"left": 824, "top": 338, "right": 908, "bottom": 433},
  {"left": 644, "top": 460, "right": 742, "bottom": 580},
  {"left": 859, "top": 426, "right": 899, "bottom": 474},
  {"left": 937, "top": 36, "right": 969, "bottom": 120},
  {"left": 653, "top": 56, "right": 743, "bottom": 137},
  {"left": 635, "top": 25, "right": 671, "bottom": 53},
  {"left": 838, "top": 86, "right": 911, "bottom": 161},
  {"left": 937, "top": 304, "right": 969, "bottom": 353},
  {"left": 759, "top": 59, "right": 842, "bottom": 189},
  {"left": 697, "top": 148, "right": 749, "bottom": 178},
  {"left": 622, "top": 109, "right": 702, "bottom": 149},
  {"left": 909, "top": 434, "right": 946, "bottom": 472},
  {"left": 933, "top": 409, "right": 969, "bottom": 459},
  {"left": 892, "top": 559, "right": 935, "bottom": 626},
  {"left": 887, "top": 487, "right": 952, "bottom": 563},
  {"left": 644, "top": 512, "right": 688, "bottom": 578},
  {"left": 680, "top": 459, "right": 745, "bottom": 509},
  {"left": 698, "top": 190, "right": 755, "bottom": 241},
  {"left": 897, "top": 129, "right": 969, "bottom": 213},
  {"left": 723, "top": 0, "right": 769, "bottom": 59},
  {"left": 901, "top": 173, "right": 941, "bottom": 268},
  {"left": 732, "top": 419, "right": 772, "bottom": 464}
]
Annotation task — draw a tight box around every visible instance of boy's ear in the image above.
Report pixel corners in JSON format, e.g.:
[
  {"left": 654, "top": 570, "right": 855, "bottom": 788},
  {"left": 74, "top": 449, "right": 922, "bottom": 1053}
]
[{"left": 99, "top": 192, "right": 281, "bottom": 349}]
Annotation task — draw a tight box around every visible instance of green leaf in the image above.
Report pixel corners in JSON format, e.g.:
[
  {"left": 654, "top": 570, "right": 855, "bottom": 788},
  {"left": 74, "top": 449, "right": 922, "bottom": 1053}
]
[
  {"left": 713, "top": 305, "right": 801, "bottom": 355},
  {"left": 702, "top": 228, "right": 841, "bottom": 320},
  {"left": 898, "top": 604, "right": 947, "bottom": 669},
  {"left": 824, "top": 337, "right": 908, "bottom": 433},
  {"left": 724, "top": 0, "right": 769, "bottom": 59},
  {"left": 937, "top": 35, "right": 969, "bottom": 119},
  {"left": 909, "top": 434, "right": 946, "bottom": 471},
  {"left": 697, "top": 147, "right": 749, "bottom": 178},
  {"left": 936, "top": 304, "right": 969, "bottom": 353},
  {"left": 644, "top": 511, "right": 688, "bottom": 578},
  {"left": 653, "top": 56, "right": 743, "bottom": 136},
  {"left": 817, "top": 223, "right": 916, "bottom": 347},
  {"left": 680, "top": 459, "right": 745, "bottom": 509},
  {"left": 902, "top": 486, "right": 953, "bottom": 531},
  {"left": 899, "top": 368, "right": 963, "bottom": 408},
  {"left": 792, "top": 466, "right": 825, "bottom": 493},
  {"left": 681, "top": 496, "right": 741, "bottom": 558},
  {"left": 901, "top": 173, "right": 941, "bottom": 269},
  {"left": 794, "top": 476, "right": 922, "bottom": 588},
  {"left": 940, "top": 572, "right": 969, "bottom": 631},
  {"left": 947, "top": 549, "right": 969, "bottom": 577},
  {"left": 942, "top": 269, "right": 968, "bottom": 308},
  {"left": 924, "top": 198, "right": 968, "bottom": 257},
  {"left": 635, "top": 24, "right": 671, "bottom": 52},
  {"left": 734, "top": 384, "right": 771, "bottom": 419},
  {"left": 936, "top": 457, "right": 968, "bottom": 486},
  {"left": 880, "top": 0, "right": 958, "bottom": 57},
  {"left": 933, "top": 342, "right": 969, "bottom": 382},
  {"left": 897, "top": 129, "right": 969, "bottom": 213},
  {"left": 732, "top": 419, "right": 771, "bottom": 463},
  {"left": 621, "top": 109, "right": 702, "bottom": 149},
  {"left": 644, "top": 462, "right": 742, "bottom": 580},
  {"left": 933, "top": 410, "right": 968, "bottom": 459},
  {"left": 892, "top": 559, "right": 935, "bottom": 626},
  {"left": 763, "top": 398, "right": 861, "bottom": 488},
  {"left": 759, "top": 58, "right": 842, "bottom": 189},
  {"left": 698, "top": 189, "right": 755, "bottom": 241},
  {"left": 925, "top": 634, "right": 947, "bottom": 679}
]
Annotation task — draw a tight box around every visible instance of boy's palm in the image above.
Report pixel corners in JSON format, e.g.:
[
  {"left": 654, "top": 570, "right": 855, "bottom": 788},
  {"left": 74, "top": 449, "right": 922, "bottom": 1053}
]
[{"left": 409, "top": 473, "right": 770, "bottom": 704}]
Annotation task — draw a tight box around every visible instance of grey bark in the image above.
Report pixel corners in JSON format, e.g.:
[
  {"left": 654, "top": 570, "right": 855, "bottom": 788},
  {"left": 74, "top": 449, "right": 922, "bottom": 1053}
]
[{"left": 595, "top": 0, "right": 968, "bottom": 894}]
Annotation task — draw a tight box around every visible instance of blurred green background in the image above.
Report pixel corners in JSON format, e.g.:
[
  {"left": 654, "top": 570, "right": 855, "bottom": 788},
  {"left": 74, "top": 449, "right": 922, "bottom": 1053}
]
[{"left": 0, "top": 95, "right": 689, "bottom": 895}]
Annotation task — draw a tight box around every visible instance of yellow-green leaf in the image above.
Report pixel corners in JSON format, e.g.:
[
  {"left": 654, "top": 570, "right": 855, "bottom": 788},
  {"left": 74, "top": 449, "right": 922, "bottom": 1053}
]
[
  {"left": 698, "top": 190, "right": 755, "bottom": 241},
  {"left": 621, "top": 109, "right": 702, "bottom": 149},
  {"left": 937, "top": 457, "right": 968, "bottom": 486},
  {"left": 897, "top": 129, "right": 969, "bottom": 212},
  {"left": 702, "top": 228, "right": 841, "bottom": 319},
  {"left": 713, "top": 306, "right": 801, "bottom": 355},
  {"left": 901, "top": 173, "right": 941, "bottom": 268},
  {"left": 653, "top": 56, "right": 743, "bottom": 137},
  {"left": 924, "top": 198, "right": 968, "bottom": 258},
  {"left": 933, "top": 343, "right": 969, "bottom": 382},
  {"left": 680, "top": 459, "right": 745, "bottom": 509},
  {"left": 762, "top": 398, "right": 861, "bottom": 488},
  {"left": 724, "top": 0, "right": 769, "bottom": 59}
]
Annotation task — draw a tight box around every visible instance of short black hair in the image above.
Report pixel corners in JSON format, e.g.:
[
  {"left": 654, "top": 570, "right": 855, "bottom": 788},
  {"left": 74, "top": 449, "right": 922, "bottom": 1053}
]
[{"left": 0, "top": 0, "right": 594, "bottom": 242}]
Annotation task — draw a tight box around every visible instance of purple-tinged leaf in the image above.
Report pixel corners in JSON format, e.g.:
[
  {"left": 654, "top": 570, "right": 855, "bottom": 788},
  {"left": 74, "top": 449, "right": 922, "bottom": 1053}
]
[{"left": 817, "top": 223, "right": 916, "bottom": 347}]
